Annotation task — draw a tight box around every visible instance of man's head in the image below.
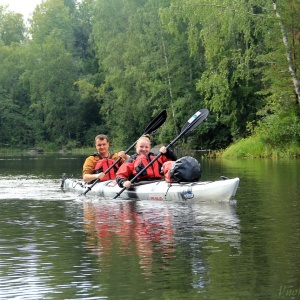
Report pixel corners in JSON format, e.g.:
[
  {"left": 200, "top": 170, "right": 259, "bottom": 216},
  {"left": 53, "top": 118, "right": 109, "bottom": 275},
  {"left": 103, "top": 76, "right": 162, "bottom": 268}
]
[{"left": 95, "top": 134, "right": 110, "bottom": 156}]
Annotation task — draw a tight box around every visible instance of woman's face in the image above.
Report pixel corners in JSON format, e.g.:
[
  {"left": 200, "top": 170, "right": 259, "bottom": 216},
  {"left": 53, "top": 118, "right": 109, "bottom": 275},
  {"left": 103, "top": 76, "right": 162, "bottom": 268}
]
[{"left": 136, "top": 140, "right": 151, "bottom": 155}]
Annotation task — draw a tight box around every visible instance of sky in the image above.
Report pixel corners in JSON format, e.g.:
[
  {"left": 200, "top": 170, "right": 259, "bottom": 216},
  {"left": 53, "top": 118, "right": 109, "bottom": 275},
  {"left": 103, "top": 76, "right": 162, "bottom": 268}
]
[{"left": 0, "top": 0, "right": 43, "bottom": 20}]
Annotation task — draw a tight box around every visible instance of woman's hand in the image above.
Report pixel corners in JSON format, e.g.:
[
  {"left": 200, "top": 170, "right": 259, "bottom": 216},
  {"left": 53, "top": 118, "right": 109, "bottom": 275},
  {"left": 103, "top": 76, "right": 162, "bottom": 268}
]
[
  {"left": 123, "top": 180, "right": 132, "bottom": 188},
  {"left": 159, "top": 146, "right": 167, "bottom": 154}
]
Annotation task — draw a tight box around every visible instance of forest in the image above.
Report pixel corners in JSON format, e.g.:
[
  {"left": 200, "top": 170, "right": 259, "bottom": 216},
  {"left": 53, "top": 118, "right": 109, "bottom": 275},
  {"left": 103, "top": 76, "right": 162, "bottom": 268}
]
[{"left": 0, "top": 0, "right": 300, "bottom": 157}]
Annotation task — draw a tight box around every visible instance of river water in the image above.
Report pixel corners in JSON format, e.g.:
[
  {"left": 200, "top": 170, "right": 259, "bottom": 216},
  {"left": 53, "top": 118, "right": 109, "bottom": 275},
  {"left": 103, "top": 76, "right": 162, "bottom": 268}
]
[{"left": 0, "top": 153, "right": 299, "bottom": 299}]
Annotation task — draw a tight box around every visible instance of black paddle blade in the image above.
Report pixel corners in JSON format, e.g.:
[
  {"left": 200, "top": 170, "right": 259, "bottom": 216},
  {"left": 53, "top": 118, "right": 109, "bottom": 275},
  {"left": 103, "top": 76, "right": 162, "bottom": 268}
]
[
  {"left": 181, "top": 108, "right": 209, "bottom": 133},
  {"left": 144, "top": 109, "right": 167, "bottom": 134}
]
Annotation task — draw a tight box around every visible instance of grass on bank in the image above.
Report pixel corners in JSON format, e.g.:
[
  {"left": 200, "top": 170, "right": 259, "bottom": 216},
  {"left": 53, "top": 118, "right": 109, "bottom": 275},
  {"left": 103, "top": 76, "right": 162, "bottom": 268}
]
[{"left": 221, "top": 135, "right": 300, "bottom": 158}]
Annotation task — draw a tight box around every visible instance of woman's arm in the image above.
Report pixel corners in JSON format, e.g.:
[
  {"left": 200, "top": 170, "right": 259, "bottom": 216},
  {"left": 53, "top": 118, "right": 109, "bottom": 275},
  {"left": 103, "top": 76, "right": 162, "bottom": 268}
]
[{"left": 115, "top": 157, "right": 134, "bottom": 187}]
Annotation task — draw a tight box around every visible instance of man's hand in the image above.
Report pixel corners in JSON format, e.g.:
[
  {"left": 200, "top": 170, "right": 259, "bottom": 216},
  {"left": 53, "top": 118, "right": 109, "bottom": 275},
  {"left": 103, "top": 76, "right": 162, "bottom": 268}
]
[
  {"left": 98, "top": 172, "right": 105, "bottom": 180},
  {"left": 118, "top": 151, "right": 129, "bottom": 159}
]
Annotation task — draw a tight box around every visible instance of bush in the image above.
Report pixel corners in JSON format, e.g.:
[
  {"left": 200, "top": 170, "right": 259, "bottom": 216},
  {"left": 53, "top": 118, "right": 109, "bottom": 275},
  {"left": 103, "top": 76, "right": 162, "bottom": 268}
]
[
  {"left": 258, "top": 113, "right": 300, "bottom": 147},
  {"left": 222, "top": 135, "right": 272, "bottom": 158}
]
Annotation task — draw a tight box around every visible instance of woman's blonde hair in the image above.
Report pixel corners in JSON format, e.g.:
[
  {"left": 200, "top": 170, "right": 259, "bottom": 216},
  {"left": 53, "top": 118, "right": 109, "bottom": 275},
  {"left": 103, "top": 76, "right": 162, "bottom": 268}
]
[{"left": 136, "top": 134, "right": 151, "bottom": 147}]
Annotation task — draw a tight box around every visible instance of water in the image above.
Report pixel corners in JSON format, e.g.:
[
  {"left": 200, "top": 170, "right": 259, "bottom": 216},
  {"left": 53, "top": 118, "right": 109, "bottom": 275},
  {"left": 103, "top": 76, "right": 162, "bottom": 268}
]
[{"left": 0, "top": 154, "right": 299, "bottom": 299}]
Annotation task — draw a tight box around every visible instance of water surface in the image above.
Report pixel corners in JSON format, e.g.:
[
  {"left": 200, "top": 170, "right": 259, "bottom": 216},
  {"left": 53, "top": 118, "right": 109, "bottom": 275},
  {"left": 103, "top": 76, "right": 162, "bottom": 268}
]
[{"left": 0, "top": 154, "right": 299, "bottom": 299}]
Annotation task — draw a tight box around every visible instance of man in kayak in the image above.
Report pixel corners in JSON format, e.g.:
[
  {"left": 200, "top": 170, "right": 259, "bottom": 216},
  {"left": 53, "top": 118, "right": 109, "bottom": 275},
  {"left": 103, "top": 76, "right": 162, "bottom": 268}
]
[
  {"left": 82, "top": 134, "right": 129, "bottom": 183},
  {"left": 116, "top": 134, "right": 177, "bottom": 188}
]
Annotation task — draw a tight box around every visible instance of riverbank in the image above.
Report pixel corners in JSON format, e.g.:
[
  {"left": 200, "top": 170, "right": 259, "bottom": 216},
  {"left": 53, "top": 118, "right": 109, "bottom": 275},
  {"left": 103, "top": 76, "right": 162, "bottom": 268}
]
[{"left": 1, "top": 138, "right": 299, "bottom": 158}]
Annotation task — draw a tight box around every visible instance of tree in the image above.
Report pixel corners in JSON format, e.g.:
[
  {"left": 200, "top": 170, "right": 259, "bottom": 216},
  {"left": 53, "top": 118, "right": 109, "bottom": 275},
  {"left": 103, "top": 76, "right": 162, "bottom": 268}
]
[
  {"left": 24, "top": 0, "right": 83, "bottom": 146},
  {"left": 29, "top": 0, "right": 74, "bottom": 51},
  {"left": 91, "top": 0, "right": 209, "bottom": 148},
  {"left": 0, "top": 8, "right": 25, "bottom": 45},
  {"left": 0, "top": 8, "right": 30, "bottom": 147}
]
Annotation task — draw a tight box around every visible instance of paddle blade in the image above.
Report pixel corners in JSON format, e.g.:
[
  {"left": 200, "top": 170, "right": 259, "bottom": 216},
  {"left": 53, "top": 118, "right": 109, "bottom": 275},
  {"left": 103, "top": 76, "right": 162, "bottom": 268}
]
[
  {"left": 181, "top": 108, "right": 209, "bottom": 133},
  {"left": 143, "top": 109, "right": 167, "bottom": 134}
]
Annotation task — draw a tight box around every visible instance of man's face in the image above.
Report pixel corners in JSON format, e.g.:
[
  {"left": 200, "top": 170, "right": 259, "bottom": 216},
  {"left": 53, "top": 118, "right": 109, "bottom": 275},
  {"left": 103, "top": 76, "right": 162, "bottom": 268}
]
[{"left": 95, "top": 138, "right": 109, "bottom": 156}]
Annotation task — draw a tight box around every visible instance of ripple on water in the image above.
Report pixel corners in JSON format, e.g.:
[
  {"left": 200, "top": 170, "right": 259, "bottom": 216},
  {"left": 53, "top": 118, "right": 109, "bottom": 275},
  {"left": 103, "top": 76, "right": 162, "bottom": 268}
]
[{"left": 0, "top": 176, "right": 78, "bottom": 201}]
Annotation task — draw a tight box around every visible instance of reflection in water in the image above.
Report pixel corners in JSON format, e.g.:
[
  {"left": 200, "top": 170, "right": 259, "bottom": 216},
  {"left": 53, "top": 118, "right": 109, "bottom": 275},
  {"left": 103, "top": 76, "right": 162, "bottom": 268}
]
[
  {"left": 84, "top": 200, "right": 176, "bottom": 275},
  {"left": 83, "top": 199, "right": 240, "bottom": 295}
]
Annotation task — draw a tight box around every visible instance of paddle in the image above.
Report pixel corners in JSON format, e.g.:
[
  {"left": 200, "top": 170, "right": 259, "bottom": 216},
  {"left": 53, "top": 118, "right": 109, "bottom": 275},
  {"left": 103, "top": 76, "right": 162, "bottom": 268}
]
[
  {"left": 113, "top": 108, "right": 209, "bottom": 199},
  {"left": 81, "top": 109, "right": 167, "bottom": 196}
]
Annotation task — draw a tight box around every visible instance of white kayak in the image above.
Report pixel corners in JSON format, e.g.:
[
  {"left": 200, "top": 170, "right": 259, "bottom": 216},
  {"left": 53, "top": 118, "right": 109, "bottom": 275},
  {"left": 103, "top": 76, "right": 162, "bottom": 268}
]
[{"left": 62, "top": 175, "right": 240, "bottom": 202}]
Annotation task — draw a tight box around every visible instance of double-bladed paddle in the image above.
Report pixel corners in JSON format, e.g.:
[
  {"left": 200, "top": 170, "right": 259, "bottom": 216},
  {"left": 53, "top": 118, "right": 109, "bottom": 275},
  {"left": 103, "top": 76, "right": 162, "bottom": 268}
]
[
  {"left": 81, "top": 109, "right": 167, "bottom": 196},
  {"left": 113, "top": 108, "right": 209, "bottom": 199}
]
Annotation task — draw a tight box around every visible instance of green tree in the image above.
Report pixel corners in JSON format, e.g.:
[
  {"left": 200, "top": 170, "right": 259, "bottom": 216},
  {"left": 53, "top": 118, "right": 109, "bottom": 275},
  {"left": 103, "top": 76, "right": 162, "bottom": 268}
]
[
  {"left": 0, "top": 8, "right": 30, "bottom": 147},
  {"left": 161, "top": 1, "right": 267, "bottom": 145},
  {"left": 23, "top": 0, "right": 82, "bottom": 147},
  {"left": 24, "top": 39, "right": 80, "bottom": 144},
  {"left": 0, "top": 8, "right": 25, "bottom": 45},
  {"left": 0, "top": 69, "right": 32, "bottom": 147},
  {"left": 92, "top": 0, "right": 209, "bottom": 149},
  {"left": 29, "top": 0, "right": 74, "bottom": 51},
  {"left": 252, "top": 1, "right": 300, "bottom": 149}
]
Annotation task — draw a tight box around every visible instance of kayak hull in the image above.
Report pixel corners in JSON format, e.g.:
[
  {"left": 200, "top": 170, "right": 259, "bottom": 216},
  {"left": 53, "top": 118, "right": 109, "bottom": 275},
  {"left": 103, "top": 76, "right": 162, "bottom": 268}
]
[{"left": 62, "top": 176, "right": 240, "bottom": 202}]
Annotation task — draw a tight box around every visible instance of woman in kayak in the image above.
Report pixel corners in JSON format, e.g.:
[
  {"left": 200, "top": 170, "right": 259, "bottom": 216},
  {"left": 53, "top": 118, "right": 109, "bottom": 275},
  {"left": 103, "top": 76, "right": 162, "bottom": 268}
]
[
  {"left": 116, "top": 134, "right": 177, "bottom": 188},
  {"left": 82, "top": 134, "right": 129, "bottom": 183}
]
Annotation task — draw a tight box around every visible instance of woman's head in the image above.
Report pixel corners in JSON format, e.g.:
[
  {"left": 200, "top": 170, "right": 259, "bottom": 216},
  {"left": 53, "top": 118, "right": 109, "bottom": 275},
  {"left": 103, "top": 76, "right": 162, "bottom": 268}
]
[{"left": 136, "top": 134, "right": 151, "bottom": 155}]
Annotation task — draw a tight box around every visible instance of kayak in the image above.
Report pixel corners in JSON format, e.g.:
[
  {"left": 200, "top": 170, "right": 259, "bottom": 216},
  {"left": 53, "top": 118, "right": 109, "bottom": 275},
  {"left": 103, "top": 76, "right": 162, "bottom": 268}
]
[{"left": 61, "top": 175, "right": 240, "bottom": 202}]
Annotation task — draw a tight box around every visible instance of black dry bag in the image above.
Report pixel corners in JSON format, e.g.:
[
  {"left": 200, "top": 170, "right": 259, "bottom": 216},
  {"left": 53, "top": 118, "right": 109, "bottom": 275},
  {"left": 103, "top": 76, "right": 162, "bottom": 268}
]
[{"left": 164, "top": 156, "right": 201, "bottom": 183}]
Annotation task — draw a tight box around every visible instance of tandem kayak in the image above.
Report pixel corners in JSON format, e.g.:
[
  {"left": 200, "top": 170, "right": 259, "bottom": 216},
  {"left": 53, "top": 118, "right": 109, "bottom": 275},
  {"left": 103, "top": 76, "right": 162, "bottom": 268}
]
[{"left": 61, "top": 175, "right": 240, "bottom": 202}]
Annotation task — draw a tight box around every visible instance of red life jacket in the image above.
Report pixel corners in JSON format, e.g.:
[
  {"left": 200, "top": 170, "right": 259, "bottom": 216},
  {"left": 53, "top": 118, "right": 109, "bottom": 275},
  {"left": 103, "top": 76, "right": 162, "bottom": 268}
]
[
  {"left": 133, "top": 154, "right": 163, "bottom": 180},
  {"left": 94, "top": 152, "right": 119, "bottom": 181}
]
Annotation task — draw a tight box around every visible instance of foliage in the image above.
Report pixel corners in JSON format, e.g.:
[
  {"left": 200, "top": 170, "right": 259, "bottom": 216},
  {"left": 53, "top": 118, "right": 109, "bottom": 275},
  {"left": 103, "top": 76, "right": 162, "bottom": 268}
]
[
  {"left": 223, "top": 133, "right": 300, "bottom": 158},
  {"left": 0, "top": 9, "right": 25, "bottom": 45},
  {"left": 256, "top": 107, "right": 300, "bottom": 148},
  {"left": 0, "top": 0, "right": 300, "bottom": 156},
  {"left": 222, "top": 135, "right": 273, "bottom": 158}
]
